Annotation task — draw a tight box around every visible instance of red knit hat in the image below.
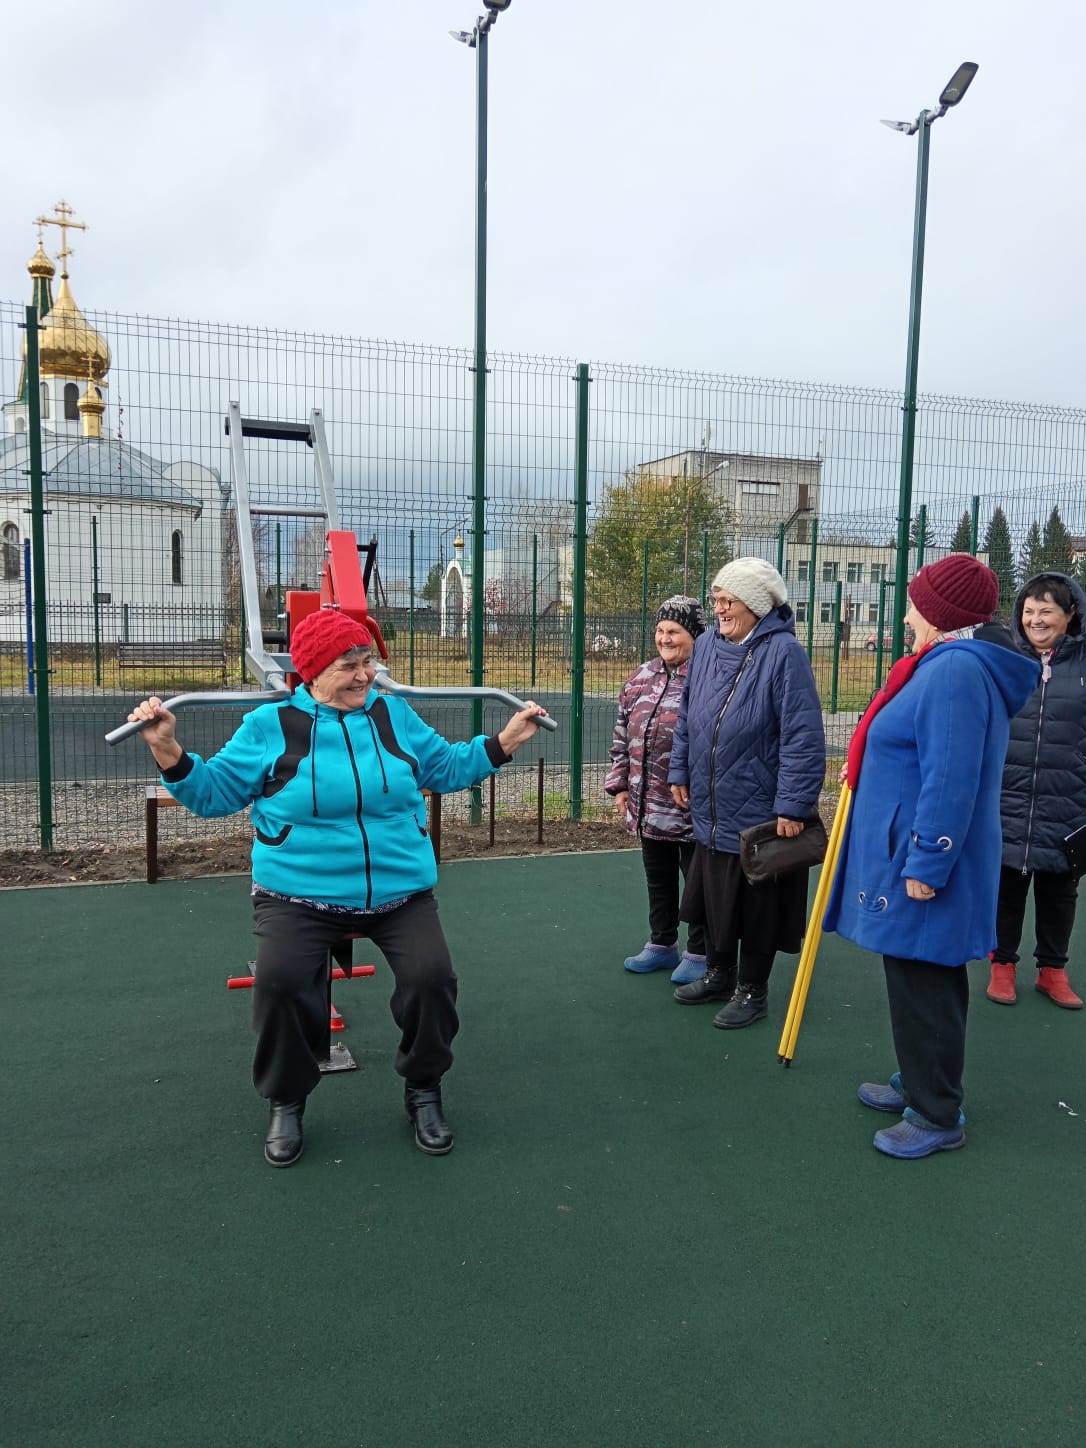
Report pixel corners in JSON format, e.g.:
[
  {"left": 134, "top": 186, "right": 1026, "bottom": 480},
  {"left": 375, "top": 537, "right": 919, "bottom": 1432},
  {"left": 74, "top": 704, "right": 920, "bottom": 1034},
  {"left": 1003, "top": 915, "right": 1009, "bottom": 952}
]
[
  {"left": 908, "top": 554, "right": 999, "bottom": 632},
  {"left": 289, "top": 609, "right": 373, "bottom": 683}
]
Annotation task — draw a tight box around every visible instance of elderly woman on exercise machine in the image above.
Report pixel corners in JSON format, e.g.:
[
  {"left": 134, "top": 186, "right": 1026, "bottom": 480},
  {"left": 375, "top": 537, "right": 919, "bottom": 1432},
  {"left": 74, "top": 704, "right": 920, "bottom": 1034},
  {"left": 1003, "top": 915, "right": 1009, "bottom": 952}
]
[{"left": 128, "top": 606, "right": 546, "bottom": 1168}]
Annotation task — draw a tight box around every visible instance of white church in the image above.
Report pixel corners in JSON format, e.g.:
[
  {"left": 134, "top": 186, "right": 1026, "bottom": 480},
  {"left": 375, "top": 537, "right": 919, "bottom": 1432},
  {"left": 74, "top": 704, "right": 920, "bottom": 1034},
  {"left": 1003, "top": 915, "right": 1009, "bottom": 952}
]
[{"left": 0, "top": 203, "right": 227, "bottom": 647}]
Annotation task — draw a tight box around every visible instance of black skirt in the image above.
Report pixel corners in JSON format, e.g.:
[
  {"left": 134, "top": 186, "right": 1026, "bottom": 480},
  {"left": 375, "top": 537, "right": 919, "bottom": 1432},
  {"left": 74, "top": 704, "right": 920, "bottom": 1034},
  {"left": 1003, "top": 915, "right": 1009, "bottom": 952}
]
[{"left": 679, "top": 843, "right": 810, "bottom": 956}]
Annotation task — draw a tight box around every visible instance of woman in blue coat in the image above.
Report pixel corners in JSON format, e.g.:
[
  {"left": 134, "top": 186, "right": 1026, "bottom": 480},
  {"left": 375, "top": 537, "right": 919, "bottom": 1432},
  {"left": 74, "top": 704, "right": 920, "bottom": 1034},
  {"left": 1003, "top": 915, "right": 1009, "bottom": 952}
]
[
  {"left": 128, "top": 607, "right": 546, "bottom": 1168},
  {"left": 988, "top": 573, "right": 1086, "bottom": 1009},
  {"left": 668, "top": 558, "right": 826, "bottom": 1029},
  {"left": 824, "top": 555, "right": 1039, "bottom": 1159}
]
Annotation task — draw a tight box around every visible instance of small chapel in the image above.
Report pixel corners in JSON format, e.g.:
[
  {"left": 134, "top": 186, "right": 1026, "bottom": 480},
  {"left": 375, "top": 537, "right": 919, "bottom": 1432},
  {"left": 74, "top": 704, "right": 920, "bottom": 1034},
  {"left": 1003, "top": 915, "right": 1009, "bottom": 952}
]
[{"left": 1, "top": 202, "right": 227, "bottom": 647}]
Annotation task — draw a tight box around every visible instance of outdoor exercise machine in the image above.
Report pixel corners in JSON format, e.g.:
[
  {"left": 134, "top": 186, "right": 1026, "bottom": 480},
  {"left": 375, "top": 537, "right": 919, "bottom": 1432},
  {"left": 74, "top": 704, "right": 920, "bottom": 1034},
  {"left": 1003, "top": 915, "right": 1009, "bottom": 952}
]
[
  {"left": 105, "top": 403, "right": 557, "bottom": 1058},
  {"left": 105, "top": 402, "right": 558, "bottom": 747}
]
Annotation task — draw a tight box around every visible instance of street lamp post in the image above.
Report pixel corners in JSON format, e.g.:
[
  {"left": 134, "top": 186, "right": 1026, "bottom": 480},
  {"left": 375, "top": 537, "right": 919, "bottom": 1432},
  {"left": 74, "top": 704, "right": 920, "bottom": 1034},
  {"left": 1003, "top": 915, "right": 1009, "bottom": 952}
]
[
  {"left": 452, "top": 0, "right": 513, "bottom": 822},
  {"left": 883, "top": 61, "right": 977, "bottom": 661}
]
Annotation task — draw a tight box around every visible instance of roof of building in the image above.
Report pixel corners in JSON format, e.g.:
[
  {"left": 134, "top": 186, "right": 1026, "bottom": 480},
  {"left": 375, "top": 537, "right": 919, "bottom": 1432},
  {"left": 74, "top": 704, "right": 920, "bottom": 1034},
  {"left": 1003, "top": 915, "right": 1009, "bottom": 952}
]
[{"left": 0, "top": 435, "right": 205, "bottom": 509}]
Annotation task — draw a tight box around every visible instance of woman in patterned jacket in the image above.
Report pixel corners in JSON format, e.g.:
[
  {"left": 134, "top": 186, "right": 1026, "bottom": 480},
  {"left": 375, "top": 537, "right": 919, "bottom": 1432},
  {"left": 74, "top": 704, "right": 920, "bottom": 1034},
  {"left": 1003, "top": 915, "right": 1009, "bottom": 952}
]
[{"left": 606, "top": 596, "right": 708, "bottom": 986}]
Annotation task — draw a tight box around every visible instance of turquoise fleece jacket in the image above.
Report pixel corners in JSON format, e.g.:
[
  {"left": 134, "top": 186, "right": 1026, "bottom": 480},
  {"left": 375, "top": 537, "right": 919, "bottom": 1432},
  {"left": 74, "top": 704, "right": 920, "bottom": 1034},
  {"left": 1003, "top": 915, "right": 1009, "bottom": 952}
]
[{"left": 161, "top": 687, "right": 506, "bottom": 908}]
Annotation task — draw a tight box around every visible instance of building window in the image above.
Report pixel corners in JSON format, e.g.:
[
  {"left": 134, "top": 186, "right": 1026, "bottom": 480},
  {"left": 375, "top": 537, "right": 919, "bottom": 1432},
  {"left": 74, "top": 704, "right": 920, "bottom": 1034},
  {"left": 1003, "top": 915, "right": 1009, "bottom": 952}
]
[
  {"left": 40, "top": 382, "right": 50, "bottom": 420},
  {"left": 847, "top": 562, "right": 864, "bottom": 584},
  {"left": 870, "top": 564, "right": 886, "bottom": 583},
  {"left": 820, "top": 602, "right": 834, "bottom": 624},
  {"left": 2, "top": 523, "right": 19, "bottom": 580},
  {"left": 797, "top": 560, "right": 810, "bottom": 583},
  {"left": 868, "top": 605, "right": 879, "bottom": 624},
  {"left": 740, "top": 481, "right": 780, "bottom": 495},
  {"left": 794, "top": 602, "right": 808, "bottom": 623},
  {"left": 822, "top": 561, "right": 839, "bottom": 583},
  {"left": 850, "top": 602, "right": 864, "bottom": 624},
  {"left": 171, "top": 530, "right": 183, "bottom": 585},
  {"left": 64, "top": 382, "right": 79, "bottom": 421}
]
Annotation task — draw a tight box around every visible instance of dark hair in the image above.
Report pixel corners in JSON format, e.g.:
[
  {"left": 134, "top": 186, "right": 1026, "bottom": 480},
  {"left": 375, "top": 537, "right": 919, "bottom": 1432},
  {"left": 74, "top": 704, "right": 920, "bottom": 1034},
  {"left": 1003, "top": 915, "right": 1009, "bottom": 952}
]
[{"left": 1021, "top": 575, "right": 1080, "bottom": 634}]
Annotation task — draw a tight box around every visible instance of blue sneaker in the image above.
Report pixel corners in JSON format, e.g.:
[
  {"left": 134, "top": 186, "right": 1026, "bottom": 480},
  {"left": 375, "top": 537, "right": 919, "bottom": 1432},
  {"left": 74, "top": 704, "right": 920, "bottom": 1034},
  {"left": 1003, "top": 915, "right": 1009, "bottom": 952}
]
[
  {"left": 873, "top": 1107, "right": 966, "bottom": 1159},
  {"left": 857, "top": 1071, "right": 907, "bottom": 1113},
  {"left": 624, "top": 943, "right": 681, "bottom": 974},
  {"left": 671, "top": 951, "right": 707, "bottom": 985}
]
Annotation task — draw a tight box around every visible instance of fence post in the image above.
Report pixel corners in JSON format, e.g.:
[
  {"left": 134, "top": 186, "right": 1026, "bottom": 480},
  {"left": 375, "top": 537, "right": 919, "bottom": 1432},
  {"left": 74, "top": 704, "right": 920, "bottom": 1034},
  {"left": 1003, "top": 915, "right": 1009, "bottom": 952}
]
[
  {"left": 568, "top": 362, "right": 590, "bottom": 821},
  {"left": 24, "top": 305, "right": 53, "bottom": 850},
  {"left": 639, "top": 540, "right": 649, "bottom": 663},
  {"left": 915, "top": 503, "right": 927, "bottom": 572},
  {"left": 530, "top": 533, "right": 538, "bottom": 688},
  {"left": 91, "top": 515, "right": 102, "bottom": 686},
  {"left": 969, "top": 494, "right": 980, "bottom": 555},
  {"left": 776, "top": 522, "right": 785, "bottom": 575},
  {"left": 23, "top": 539, "right": 34, "bottom": 696},
  {"left": 876, "top": 578, "right": 888, "bottom": 690},
  {"left": 701, "top": 530, "right": 709, "bottom": 604},
  {"left": 408, "top": 528, "right": 416, "bottom": 685},
  {"left": 830, "top": 580, "right": 842, "bottom": 713},
  {"left": 805, "top": 518, "right": 819, "bottom": 661}
]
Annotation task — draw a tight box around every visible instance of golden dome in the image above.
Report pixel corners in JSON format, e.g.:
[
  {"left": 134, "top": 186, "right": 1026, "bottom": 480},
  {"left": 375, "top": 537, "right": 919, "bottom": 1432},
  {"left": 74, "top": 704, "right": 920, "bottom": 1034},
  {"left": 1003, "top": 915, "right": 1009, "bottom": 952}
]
[
  {"left": 28, "top": 242, "right": 56, "bottom": 279},
  {"left": 38, "top": 275, "right": 111, "bottom": 381}
]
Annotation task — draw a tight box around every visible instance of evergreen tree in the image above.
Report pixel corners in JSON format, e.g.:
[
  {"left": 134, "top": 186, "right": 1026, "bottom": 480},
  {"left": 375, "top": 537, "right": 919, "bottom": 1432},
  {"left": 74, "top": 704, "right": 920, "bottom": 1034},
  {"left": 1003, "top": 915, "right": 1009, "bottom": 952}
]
[
  {"left": 949, "top": 510, "right": 974, "bottom": 553},
  {"left": 982, "top": 507, "right": 1017, "bottom": 619},
  {"left": 1018, "top": 521, "right": 1045, "bottom": 584},
  {"left": 1042, "top": 504, "right": 1076, "bottom": 577}
]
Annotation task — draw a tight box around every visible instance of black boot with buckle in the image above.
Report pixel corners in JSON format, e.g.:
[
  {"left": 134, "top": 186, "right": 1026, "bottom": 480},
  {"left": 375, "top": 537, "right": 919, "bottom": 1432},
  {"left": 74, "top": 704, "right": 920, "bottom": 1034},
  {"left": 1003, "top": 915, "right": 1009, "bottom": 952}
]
[
  {"left": 264, "top": 1099, "right": 306, "bottom": 1167},
  {"left": 405, "top": 1082, "right": 454, "bottom": 1155},
  {"left": 713, "top": 983, "right": 769, "bottom": 1029},
  {"left": 673, "top": 965, "right": 738, "bottom": 1005}
]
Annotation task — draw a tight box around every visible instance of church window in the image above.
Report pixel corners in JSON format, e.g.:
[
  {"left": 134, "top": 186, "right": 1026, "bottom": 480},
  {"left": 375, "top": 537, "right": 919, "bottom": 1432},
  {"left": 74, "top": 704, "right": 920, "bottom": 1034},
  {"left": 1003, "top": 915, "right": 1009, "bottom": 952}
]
[
  {"left": 40, "top": 383, "right": 50, "bottom": 419},
  {"left": 64, "top": 383, "right": 80, "bottom": 421},
  {"left": 171, "top": 531, "right": 183, "bottom": 585},
  {"left": 2, "top": 523, "right": 20, "bottom": 581}
]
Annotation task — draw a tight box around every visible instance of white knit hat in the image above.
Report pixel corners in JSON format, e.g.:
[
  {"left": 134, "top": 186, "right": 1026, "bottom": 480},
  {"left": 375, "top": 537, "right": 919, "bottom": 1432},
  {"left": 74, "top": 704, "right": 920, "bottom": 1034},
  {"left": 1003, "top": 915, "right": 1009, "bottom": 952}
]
[{"left": 711, "top": 558, "right": 788, "bottom": 619}]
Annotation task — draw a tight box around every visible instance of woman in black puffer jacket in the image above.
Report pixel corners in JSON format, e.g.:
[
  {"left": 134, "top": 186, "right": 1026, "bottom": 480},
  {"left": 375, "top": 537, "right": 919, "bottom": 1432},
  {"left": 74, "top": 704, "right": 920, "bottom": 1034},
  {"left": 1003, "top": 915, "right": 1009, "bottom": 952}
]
[{"left": 988, "top": 572, "right": 1086, "bottom": 1009}]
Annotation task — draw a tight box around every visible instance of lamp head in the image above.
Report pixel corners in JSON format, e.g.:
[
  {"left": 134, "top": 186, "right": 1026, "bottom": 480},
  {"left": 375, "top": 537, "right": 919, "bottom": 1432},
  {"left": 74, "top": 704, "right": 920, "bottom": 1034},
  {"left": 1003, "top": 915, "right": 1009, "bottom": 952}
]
[
  {"left": 939, "top": 61, "right": 978, "bottom": 108},
  {"left": 483, "top": 0, "right": 513, "bottom": 9}
]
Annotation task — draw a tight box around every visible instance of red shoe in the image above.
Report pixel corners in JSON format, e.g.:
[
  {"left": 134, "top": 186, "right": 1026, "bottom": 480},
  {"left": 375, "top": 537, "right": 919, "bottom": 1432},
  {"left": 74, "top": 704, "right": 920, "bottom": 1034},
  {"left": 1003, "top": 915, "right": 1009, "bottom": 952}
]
[
  {"left": 1035, "top": 967, "right": 1083, "bottom": 1010},
  {"left": 986, "top": 961, "right": 1017, "bottom": 1005}
]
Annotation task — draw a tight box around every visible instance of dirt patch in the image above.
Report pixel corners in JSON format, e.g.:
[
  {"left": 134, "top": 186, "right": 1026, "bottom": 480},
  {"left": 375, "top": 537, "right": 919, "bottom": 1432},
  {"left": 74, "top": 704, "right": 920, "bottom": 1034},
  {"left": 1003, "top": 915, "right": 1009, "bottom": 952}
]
[{"left": 0, "top": 818, "right": 638, "bottom": 888}]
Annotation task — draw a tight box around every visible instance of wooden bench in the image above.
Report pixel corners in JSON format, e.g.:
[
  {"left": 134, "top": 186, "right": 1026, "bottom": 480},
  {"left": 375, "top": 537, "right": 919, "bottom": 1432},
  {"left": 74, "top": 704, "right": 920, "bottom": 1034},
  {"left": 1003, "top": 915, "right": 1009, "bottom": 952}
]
[
  {"left": 118, "top": 639, "right": 227, "bottom": 682},
  {"left": 144, "top": 784, "right": 443, "bottom": 883}
]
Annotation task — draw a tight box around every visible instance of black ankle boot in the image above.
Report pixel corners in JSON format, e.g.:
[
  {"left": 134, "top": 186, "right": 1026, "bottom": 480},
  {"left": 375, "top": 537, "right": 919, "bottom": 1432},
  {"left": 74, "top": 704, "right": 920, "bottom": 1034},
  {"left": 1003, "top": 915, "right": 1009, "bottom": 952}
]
[
  {"left": 405, "top": 1082, "right": 454, "bottom": 1155},
  {"left": 673, "top": 966, "right": 737, "bottom": 1005},
  {"left": 713, "top": 983, "right": 768, "bottom": 1029},
  {"left": 264, "top": 1099, "right": 306, "bottom": 1167}
]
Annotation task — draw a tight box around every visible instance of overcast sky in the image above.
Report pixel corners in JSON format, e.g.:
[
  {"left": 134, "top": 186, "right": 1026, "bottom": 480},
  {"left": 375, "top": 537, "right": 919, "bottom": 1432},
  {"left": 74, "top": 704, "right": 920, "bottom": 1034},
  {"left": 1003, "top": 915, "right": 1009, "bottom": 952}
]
[{"left": 3, "top": 0, "right": 1083, "bottom": 407}]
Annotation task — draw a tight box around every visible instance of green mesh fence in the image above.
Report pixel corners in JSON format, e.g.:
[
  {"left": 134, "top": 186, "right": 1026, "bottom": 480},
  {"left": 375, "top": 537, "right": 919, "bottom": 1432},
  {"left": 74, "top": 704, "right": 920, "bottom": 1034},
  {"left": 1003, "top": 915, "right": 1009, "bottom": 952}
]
[{"left": 2, "top": 297, "right": 1085, "bottom": 851}]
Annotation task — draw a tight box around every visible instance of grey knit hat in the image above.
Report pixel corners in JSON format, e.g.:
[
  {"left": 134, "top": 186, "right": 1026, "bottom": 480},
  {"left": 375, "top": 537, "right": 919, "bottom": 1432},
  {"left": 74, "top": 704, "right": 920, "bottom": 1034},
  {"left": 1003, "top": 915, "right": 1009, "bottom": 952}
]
[
  {"left": 711, "top": 558, "right": 788, "bottom": 619},
  {"left": 655, "top": 594, "right": 706, "bottom": 640}
]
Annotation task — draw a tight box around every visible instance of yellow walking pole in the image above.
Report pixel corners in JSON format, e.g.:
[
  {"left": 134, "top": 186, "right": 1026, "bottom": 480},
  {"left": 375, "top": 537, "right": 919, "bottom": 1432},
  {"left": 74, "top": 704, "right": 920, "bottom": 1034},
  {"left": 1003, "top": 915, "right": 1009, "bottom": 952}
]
[{"left": 778, "top": 783, "right": 852, "bottom": 1066}]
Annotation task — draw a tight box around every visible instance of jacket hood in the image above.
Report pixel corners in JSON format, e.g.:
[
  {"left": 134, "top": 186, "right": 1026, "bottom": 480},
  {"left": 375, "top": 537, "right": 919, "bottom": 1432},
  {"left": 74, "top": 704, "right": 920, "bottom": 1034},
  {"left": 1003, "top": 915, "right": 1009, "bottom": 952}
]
[
  {"left": 1011, "top": 572, "right": 1086, "bottom": 653},
  {"left": 926, "top": 637, "right": 1039, "bottom": 717}
]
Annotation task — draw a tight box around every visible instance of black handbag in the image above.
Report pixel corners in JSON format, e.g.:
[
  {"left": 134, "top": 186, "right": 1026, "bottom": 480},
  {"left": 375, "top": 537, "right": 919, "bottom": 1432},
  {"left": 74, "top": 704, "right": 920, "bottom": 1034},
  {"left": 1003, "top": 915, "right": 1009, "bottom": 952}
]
[{"left": 738, "top": 815, "right": 828, "bottom": 885}]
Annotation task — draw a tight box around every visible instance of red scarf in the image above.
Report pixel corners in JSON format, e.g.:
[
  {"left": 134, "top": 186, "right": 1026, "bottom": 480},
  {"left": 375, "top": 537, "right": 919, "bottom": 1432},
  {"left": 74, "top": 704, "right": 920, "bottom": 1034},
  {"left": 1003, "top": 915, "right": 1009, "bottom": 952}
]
[{"left": 845, "top": 642, "right": 940, "bottom": 788}]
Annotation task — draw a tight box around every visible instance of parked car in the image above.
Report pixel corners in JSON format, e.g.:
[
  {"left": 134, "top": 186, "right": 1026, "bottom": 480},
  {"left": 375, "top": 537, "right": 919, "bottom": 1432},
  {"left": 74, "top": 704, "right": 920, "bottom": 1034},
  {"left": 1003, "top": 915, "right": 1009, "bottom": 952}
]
[{"left": 864, "top": 627, "right": 914, "bottom": 654}]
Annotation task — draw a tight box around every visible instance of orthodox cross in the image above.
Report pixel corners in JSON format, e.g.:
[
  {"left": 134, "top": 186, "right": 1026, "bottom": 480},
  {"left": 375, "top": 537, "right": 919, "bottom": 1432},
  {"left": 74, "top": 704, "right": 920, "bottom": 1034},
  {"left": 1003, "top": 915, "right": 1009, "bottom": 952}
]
[{"left": 35, "top": 200, "right": 87, "bottom": 278}]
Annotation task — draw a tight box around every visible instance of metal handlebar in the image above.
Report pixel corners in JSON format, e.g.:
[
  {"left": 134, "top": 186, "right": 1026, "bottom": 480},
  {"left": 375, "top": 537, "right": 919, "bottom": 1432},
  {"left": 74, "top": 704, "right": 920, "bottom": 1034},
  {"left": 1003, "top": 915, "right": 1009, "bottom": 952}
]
[
  {"left": 371, "top": 667, "right": 558, "bottom": 731},
  {"left": 104, "top": 669, "right": 557, "bottom": 744}
]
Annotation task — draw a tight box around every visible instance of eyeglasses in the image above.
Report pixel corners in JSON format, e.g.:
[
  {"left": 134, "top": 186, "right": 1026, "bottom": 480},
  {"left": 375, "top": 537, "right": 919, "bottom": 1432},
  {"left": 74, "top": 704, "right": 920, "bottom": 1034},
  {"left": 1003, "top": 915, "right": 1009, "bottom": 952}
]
[{"left": 707, "top": 592, "right": 743, "bottom": 610}]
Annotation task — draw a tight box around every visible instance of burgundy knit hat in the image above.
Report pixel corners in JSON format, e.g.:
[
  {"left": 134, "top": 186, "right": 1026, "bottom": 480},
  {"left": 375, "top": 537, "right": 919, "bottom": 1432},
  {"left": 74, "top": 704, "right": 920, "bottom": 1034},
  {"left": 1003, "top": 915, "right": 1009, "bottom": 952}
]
[
  {"left": 289, "top": 609, "right": 373, "bottom": 683},
  {"left": 908, "top": 554, "right": 999, "bottom": 632}
]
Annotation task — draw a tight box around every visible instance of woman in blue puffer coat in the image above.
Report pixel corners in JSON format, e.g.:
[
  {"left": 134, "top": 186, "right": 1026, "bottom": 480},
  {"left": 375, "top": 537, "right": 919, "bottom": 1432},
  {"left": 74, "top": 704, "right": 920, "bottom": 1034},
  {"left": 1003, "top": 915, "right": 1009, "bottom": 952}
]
[
  {"left": 987, "top": 572, "right": 1086, "bottom": 1010},
  {"left": 128, "top": 607, "right": 546, "bottom": 1168},
  {"left": 824, "top": 555, "right": 1039, "bottom": 1160},
  {"left": 668, "top": 558, "right": 826, "bottom": 1030}
]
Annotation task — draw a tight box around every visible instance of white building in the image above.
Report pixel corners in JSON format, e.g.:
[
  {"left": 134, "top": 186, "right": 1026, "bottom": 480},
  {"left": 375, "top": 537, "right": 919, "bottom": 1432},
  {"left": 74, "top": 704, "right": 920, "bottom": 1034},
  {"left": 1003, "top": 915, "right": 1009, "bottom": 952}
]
[{"left": 1, "top": 218, "right": 226, "bottom": 646}]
